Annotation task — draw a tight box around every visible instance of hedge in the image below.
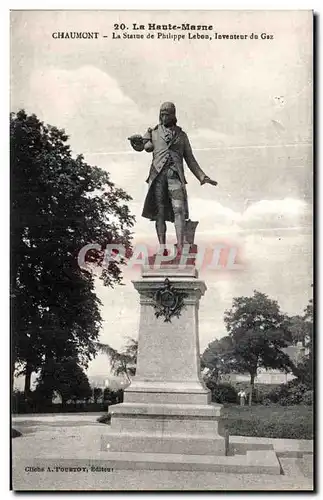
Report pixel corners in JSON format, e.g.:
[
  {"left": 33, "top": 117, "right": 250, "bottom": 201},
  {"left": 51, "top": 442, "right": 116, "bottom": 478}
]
[
  {"left": 266, "top": 381, "right": 312, "bottom": 406},
  {"left": 221, "top": 404, "right": 313, "bottom": 439},
  {"left": 209, "top": 383, "right": 238, "bottom": 404},
  {"left": 12, "top": 401, "right": 112, "bottom": 414}
]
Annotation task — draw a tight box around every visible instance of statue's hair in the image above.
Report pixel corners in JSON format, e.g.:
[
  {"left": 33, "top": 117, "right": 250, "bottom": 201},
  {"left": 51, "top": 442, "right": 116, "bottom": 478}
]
[{"left": 159, "top": 101, "right": 177, "bottom": 126}]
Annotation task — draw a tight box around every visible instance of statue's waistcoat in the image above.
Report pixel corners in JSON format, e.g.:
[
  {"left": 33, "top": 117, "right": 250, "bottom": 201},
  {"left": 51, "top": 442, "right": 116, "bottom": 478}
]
[{"left": 145, "top": 125, "right": 188, "bottom": 186}]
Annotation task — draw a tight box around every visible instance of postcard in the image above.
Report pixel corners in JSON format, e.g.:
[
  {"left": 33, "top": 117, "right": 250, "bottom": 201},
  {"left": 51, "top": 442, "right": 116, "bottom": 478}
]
[{"left": 11, "top": 10, "right": 313, "bottom": 491}]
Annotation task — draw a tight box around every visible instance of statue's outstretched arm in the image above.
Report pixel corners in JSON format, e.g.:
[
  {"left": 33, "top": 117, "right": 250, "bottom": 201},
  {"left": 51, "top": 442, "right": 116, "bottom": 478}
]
[{"left": 183, "top": 133, "right": 218, "bottom": 186}]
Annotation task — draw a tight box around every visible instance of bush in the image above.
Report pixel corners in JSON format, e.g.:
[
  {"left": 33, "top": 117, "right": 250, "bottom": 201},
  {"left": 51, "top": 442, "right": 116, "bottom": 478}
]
[
  {"left": 302, "top": 390, "right": 313, "bottom": 406},
  {"left": 230, "top": 382, "right": 282, "bottom": 405},
  {"left": 12, "top": 428, "right": 22, "bottom": 438},
  {"left": 12, "top": 400, "right": 112, "bottom": 414},
  {"left": 11, "top": 387, "right": 124, "bottom": 414},
  {"left": 266, "top": 381, "right": 309, "bottom": 405},
  {"left": 209, "top": 383, "right": 238, "bottom": 404},
  {"left": 97, "top": 413, "right": 111, "bottom": 424},
  {"left": 12, "top": 390, "right": 26, "bottom": 413}
]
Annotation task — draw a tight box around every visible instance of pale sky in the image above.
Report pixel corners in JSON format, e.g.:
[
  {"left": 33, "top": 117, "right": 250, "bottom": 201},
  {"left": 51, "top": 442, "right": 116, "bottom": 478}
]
[{"left": 11, "top": 10, "right": 313, "bottom": 379}]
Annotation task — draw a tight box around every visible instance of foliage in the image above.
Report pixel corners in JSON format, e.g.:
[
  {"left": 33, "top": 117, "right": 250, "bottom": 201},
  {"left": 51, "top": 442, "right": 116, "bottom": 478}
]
[
  {"left": 12, "top": 428, "right": 22, "bottom": 438},
  {"left": 266, "top": 380, "right": 309, "bottom": 406},
  {"left": 302, "top": 390, "right": 313, "bottom": 406},
  {"left": 97, "top": 337, "right": 138, "bottom": 382},
  {"left": 201, "top": 336, "right": 236, "bottom": 384},
  {"left": 292, "top": 355, "right": 313, "bottom": 389},
  {"left": 103, "top": 387, "right": 114, "bottom": 402},
  {"left": 97, "top": 413, "right": 112, "bottom": 424},
  {"left": 93, "top": 387, "right": 103, "bottom": 403},
  {"left": 304, "top": 295, "right": 313, "bottom": 324},
  {"left": 12, "top": 390, "right": 26, "bottom": 413},
  {"left": 204, "top": 291, "right": 293, "bottom": 405},
  {"left": 231, "top": 382, "right": 283, "bottom": 405},
  {"left": 12, "top": 387, "right": 125, "bottom": 413},
  {"left": 290, "top": 296, "right": 314, "bottom": 388},
  {"left": 221, "top": 404, "right": 313, "bottom": 439},
  {"left": 286, "top": 315, "right": 312, "bottom": 346},
  {"left": 11, "top": 110, "right": 135, "bottom": 394},
  {"left": 12, "top": 400, "right": 117, "bottom": 414},
  {"left": 35, "top": 358, "right": 92, "bottom": 404},
  {"left": 205, "top": 381, "right": 238, "bottom": 404}
]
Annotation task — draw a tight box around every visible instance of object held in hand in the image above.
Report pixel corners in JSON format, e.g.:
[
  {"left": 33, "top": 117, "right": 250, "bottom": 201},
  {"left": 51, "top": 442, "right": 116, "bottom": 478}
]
[
  {"left": 128, "top": 134, "right": 144, "bottom": 151},
  {"left": 201, "top": 176, "right": 218, "bottom": 187},
  {"left": 128, "top": 134, "right": 152, "bottom": 152}
]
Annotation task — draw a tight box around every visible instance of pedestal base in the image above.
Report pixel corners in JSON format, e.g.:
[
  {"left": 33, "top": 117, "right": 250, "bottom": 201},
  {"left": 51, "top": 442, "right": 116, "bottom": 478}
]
[
  {"left": 100, "top": 403, "right": 282, "bottom": 474},
  {"left": 101, "top": 402, "right": 227, "bottom": 456}
]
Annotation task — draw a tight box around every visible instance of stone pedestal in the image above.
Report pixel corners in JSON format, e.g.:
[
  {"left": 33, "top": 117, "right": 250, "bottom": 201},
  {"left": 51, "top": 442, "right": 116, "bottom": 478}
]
[
  {"left": 101, "top": 264, "right": 228, "bottom": 460},
  {"left": 101, "top": 262, "right": 282, "bottom": 474}
]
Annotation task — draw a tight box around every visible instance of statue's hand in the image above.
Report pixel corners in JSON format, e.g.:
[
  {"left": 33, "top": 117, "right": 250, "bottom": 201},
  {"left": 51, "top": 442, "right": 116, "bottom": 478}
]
[
  {"left": 128, "top": 134, "right": 144, "bottom": 152},
  {"left": 201, "top": 176, "right": 218, "bottom": 187}
]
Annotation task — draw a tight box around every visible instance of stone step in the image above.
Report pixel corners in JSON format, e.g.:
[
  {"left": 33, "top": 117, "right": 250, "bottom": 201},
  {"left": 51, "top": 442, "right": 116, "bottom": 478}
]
[
  {"left": 99, "top": 450, "right": 281, "bottom": 475},
  {"left": 230, "top": 436, "right": 313, "bottom": 458},
  {"left": 300, "top": 454, "right": 313, "bottom": 479},
  {"left": 101, "top": 431, "right": 227, "bottom": 456},
  {"left": 279, "top": 455, "right": 313, "bottom": 479}
]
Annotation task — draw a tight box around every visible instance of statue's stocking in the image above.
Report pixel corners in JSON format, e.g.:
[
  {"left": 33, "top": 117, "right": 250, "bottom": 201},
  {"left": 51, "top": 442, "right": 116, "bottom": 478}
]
[
  {"left": 174, "top": 214, "right": 184, "bottom": 250},
  {"left": 155, "top": 218, "right": 166, "bottom": 245}
]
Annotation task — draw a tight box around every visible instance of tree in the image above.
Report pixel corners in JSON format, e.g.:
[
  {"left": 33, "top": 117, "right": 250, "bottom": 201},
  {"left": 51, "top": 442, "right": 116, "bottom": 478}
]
[
  {"left": 103, "top": 387, "right": 114, "bottom": 402},
  {"left": 223, "top": 290, "right": 293, "bottom": 405},
  {"left": 201, "top": 336, "right": 235, "bottom": 384},
  {"left": 97, "top": 337, "right": 138, "bottom": 383},
  {"left": 93, "top": 387, "right": 103, "bottom": 404},
  {"left": 303, "top": 294, "right": 313, "bottom": 349},
  {"left": 287, "top": 315, "right": 312, "bottom": 346},
  {"left": 35, "top": 358, "right": 92, "bottom": 405},
  {"left": 291, "top": 294, "right": 314, "bottom": 388},
  {"left": 11, "top": 110, "right": 135, "bottom": 394},
  {"left": 103, "top": 387, "right": 121, "bottom": 405}
]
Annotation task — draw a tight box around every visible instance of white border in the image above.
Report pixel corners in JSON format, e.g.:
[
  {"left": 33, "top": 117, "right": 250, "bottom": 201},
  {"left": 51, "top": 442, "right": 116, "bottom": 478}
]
[{"left": 5, "top": 1, "right": 320, "bottom": 10}]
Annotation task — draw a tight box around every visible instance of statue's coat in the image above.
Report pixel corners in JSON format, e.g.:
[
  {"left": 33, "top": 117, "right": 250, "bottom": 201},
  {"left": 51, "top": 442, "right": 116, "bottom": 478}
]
[{"left": 142, "top": 125, "right": 206, "bottom": 222}]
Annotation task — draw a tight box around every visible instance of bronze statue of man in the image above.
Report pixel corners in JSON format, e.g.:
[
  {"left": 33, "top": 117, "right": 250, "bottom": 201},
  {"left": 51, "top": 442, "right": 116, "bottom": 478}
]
[{"left": 129, "top": 102, "right": 217, "bottom": 252}]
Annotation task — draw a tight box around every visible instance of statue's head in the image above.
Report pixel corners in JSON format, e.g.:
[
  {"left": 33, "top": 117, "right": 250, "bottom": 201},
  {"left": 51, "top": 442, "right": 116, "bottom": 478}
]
[{"left": 159, "top": 102, "right": 177, "bottom": 127}]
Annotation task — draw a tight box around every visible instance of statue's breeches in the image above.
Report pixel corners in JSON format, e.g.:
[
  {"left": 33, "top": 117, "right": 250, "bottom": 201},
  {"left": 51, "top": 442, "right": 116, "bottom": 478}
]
[{"left": 142, "top": 166, "right": 189, "bottom": 222}]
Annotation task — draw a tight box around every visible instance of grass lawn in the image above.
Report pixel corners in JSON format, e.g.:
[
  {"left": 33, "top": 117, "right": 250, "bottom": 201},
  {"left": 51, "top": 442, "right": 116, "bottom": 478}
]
[{"left": 221, "top": 404, "right": 313, "bottom": 439}]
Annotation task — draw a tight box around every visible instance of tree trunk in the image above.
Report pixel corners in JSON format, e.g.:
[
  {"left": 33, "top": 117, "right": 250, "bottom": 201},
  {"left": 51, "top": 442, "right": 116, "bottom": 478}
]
[
  {"left": 124, "top": 369, "right": 131, "bottom": 384},
  {"left": 249, "top": 373, "right": 255, "bottom": 406},
  {"left": 24, "top": 361, "right": 33, "bottom": 397},
  {"left": 11, "top": 356, "right": 16, "bottom": 394}
]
